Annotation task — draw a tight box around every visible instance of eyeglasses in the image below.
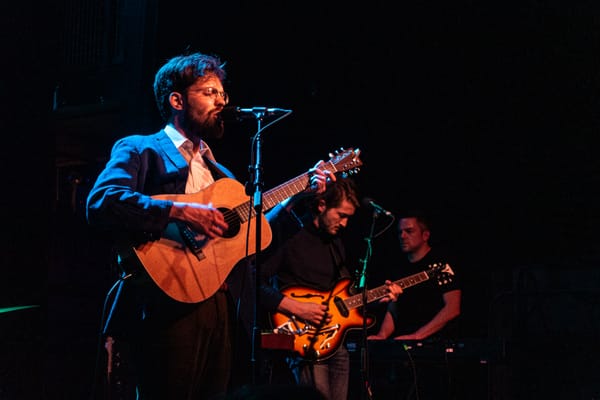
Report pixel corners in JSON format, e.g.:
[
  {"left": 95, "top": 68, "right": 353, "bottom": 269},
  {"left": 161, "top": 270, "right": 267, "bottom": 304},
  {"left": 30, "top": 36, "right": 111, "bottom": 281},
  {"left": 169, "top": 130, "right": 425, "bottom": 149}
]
[{"left": 189, "top": 87, "right": 229, "bottom": 104}]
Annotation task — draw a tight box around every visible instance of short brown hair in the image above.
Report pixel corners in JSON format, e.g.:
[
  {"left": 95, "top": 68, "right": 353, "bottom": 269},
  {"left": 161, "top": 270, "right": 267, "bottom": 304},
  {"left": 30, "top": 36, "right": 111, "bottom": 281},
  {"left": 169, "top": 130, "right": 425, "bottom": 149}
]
[{"left": 153, "top": 52, "right": 227, "bottom": 121}]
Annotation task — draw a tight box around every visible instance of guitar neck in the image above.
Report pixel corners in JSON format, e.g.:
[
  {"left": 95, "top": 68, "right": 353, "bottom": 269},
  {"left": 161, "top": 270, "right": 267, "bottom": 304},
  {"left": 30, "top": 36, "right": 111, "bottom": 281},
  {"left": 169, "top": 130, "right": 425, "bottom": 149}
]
[
  {"left": 262, "top": 174, "right": 310, "bottom": 211},
  {"left": 370, "top": 271, "right": 430, "bottom": 302},
  {"left": 233, "top": 172, "right": 309, "bottom": 223},
  {"left": 345, "top": 270, "right": 431, "bottom": 309},
  {"left": 261, "top": 159, "right": 338, "bottom": 211},
  {"left": 233, "top": 149, "right": 361, "bottom": 223}
]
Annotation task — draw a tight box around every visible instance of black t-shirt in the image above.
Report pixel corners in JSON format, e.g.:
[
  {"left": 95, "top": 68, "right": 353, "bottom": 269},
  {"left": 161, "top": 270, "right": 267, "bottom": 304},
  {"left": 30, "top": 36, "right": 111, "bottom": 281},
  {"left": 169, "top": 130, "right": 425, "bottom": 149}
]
[{"left": 386, "top": 247, "right": 461, "bottom": 340}]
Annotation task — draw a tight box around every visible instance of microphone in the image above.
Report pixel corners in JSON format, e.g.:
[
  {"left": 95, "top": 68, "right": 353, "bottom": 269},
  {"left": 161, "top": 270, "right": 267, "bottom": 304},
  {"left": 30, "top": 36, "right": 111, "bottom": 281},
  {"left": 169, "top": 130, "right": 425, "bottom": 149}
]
[
  {"left": 362, "top": 197, "right": 393, "bottom": 217},
  {"left": 220, "top": 106, "right": 292, "bottom": 121}
]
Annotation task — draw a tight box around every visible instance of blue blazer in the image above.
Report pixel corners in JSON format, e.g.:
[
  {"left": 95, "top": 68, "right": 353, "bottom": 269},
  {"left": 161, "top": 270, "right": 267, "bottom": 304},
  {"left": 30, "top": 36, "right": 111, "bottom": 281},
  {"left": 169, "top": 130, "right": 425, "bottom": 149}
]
[
  {"left": 86, "top": 129, "right": 236, "bottom": 336},
  {"left": 87, "top": 129, "right": 235, "bottom": 243}
]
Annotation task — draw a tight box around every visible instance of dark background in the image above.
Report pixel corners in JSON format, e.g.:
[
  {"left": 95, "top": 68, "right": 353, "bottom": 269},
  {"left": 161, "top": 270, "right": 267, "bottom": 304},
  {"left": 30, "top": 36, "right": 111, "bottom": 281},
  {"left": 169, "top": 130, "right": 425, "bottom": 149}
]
[{"left": 2, "top": 0, "right": 600, "bottom": 399}]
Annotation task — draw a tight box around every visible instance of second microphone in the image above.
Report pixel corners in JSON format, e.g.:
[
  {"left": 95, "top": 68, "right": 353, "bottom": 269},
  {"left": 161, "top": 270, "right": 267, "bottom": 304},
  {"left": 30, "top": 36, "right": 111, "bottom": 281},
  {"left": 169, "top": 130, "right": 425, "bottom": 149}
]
[{"left": 362, "top": 197, "right": 394, "bottom": 217}]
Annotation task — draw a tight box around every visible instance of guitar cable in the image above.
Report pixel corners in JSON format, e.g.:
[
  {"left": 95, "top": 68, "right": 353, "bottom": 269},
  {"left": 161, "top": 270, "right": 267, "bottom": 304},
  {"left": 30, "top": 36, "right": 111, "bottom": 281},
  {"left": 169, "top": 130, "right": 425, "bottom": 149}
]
[
  {"left": 88, "top": 263, "right": 133, "bottom": 400},
  {"left": 402, "top": 343, "right": 420, "bottom": 400}
]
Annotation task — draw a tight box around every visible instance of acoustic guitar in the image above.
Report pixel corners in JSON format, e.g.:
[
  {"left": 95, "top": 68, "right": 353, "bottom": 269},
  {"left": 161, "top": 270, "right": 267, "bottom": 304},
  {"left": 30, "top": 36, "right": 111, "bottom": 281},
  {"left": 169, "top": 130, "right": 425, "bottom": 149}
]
[{"left": 128, "top": 148, "right": 363, "bottom": 303}]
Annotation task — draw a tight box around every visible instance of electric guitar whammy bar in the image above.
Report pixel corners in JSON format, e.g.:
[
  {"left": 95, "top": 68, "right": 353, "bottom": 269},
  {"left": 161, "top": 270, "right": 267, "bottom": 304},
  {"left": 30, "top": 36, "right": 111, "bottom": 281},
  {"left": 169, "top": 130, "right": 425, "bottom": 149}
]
[
  {"left": 270, "top": 263, "right": 455, "bottom": 361},
  {"left": 128, "top": 148, "right": 362, "bottom": 303}
]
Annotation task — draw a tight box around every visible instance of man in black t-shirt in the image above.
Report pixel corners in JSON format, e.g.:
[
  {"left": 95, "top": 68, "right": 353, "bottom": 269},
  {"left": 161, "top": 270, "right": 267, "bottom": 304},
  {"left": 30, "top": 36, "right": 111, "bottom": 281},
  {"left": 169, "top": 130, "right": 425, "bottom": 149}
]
[
  {"left": 368, "top": 212, "right": 461, "bottom": 341},
  {"left": 367, "top": 211, "right": 462, "bottom": 399}
]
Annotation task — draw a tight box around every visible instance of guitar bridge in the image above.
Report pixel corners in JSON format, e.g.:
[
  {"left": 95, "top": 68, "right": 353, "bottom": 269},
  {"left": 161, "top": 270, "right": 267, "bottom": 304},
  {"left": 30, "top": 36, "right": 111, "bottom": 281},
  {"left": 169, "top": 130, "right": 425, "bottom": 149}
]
[
  {"left": 274, "top": 315, "right": 305, "bottom": 335},
  {"left": 304, "top": 324, "right": 340, "bottom": 337},
  {"left": 177, "top": 222, "right": 206, "bottom": 261},
  {"left": 302, "top": 324, "right": 341, "bottom": 352}
]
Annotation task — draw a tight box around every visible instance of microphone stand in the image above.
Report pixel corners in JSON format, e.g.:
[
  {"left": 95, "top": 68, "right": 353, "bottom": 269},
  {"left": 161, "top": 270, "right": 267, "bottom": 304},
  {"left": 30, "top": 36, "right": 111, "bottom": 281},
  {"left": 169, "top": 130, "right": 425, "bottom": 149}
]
[
  {"left": 247, "top": 113, "right": 265, "bottom": 387},
  {"left": 357, "top": 210, "right": 379, "bottom": 400},
  {"left": 240, "top": 107, "right": 293, "bottom": 386}
]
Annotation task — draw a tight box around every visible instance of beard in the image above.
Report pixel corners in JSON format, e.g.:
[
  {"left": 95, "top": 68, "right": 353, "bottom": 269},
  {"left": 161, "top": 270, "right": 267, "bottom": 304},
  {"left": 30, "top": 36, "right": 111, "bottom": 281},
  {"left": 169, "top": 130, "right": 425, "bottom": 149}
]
[
  {"left": 181, "top": 108, "right": 225, "bottom": 140},
  {"left": 317, "top": 214, "right": 341, "bottom": 239}
]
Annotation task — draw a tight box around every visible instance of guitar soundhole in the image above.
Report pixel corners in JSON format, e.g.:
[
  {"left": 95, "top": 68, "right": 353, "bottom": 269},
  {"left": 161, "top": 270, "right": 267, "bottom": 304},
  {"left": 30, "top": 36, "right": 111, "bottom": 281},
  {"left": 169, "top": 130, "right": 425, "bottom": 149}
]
[{"left": 220, "top": 208, "right": 240, "bottom": 239}]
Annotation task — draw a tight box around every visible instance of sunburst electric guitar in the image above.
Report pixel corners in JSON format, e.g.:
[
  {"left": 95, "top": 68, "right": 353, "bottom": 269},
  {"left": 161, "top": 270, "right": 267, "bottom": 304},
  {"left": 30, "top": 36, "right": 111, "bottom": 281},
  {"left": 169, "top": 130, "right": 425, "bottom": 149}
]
[
  {"left": 128, "top": 148, "right": 362, "bottom": 303},
  {"left": 270, "top": 262, "right": 455, "bottom": 361}
]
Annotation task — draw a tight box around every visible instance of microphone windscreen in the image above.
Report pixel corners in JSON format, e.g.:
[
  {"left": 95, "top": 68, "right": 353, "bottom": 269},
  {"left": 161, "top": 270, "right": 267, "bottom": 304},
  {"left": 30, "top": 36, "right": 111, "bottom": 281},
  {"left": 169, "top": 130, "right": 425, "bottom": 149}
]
[
  {"left": 220, "top": 106, "right": 243, "bottom": 122},
  {"left": 361, "top": 197, "right": 375, "bottom": 207}
]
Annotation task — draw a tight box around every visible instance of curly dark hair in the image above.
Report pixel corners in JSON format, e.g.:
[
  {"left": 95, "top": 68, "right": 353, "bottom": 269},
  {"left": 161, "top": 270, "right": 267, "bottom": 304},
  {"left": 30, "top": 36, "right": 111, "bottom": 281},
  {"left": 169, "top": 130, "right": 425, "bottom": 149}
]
[
  {"left": 309, "top": 176, "right": 360, "bottom": 214},
  {"left": 153, "top": 52, "right": 227, "bottom": 121}
]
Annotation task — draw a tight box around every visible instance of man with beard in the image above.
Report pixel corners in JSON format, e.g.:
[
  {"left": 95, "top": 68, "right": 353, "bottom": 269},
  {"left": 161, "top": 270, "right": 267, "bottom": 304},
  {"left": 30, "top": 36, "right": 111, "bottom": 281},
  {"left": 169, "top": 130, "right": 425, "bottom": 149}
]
[{"left": 86, "top": 51, "right": 331, "bottom": 400}]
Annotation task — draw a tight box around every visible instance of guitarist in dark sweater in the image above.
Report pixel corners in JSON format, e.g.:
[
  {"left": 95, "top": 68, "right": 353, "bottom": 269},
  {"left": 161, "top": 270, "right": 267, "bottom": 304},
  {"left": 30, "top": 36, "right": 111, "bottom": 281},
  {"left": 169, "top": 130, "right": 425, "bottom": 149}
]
[{"left": 256, "top": 177, "right": 400, "bottom": 400}]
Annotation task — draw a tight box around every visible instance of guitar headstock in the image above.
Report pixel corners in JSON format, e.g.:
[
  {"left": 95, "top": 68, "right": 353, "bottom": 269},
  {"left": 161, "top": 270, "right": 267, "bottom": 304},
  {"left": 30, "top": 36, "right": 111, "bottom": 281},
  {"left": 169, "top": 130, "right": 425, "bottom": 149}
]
[
  {"left": 325, "top": 148, "right": 363, "bottom": 176},
  {"left": 428, "top": 262, "right": 455, "bottom": 286}
]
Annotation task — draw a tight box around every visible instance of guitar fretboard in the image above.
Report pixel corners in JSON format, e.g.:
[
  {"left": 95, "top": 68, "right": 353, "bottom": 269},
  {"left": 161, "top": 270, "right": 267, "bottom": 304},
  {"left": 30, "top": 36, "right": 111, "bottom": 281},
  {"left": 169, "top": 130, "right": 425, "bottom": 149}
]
[
  {"left": 344, "top": 271, "right": 431, "bottom": 310},
  {"left": 233, "top": 160, "right": 337, "bottom": 222}
]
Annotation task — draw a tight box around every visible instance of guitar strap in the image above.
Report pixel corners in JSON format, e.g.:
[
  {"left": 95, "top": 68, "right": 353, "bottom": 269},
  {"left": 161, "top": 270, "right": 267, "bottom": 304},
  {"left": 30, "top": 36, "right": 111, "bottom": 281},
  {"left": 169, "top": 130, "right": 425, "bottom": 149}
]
[{"left": 203, "top": 156, "right": 236, "bottom": 180}]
